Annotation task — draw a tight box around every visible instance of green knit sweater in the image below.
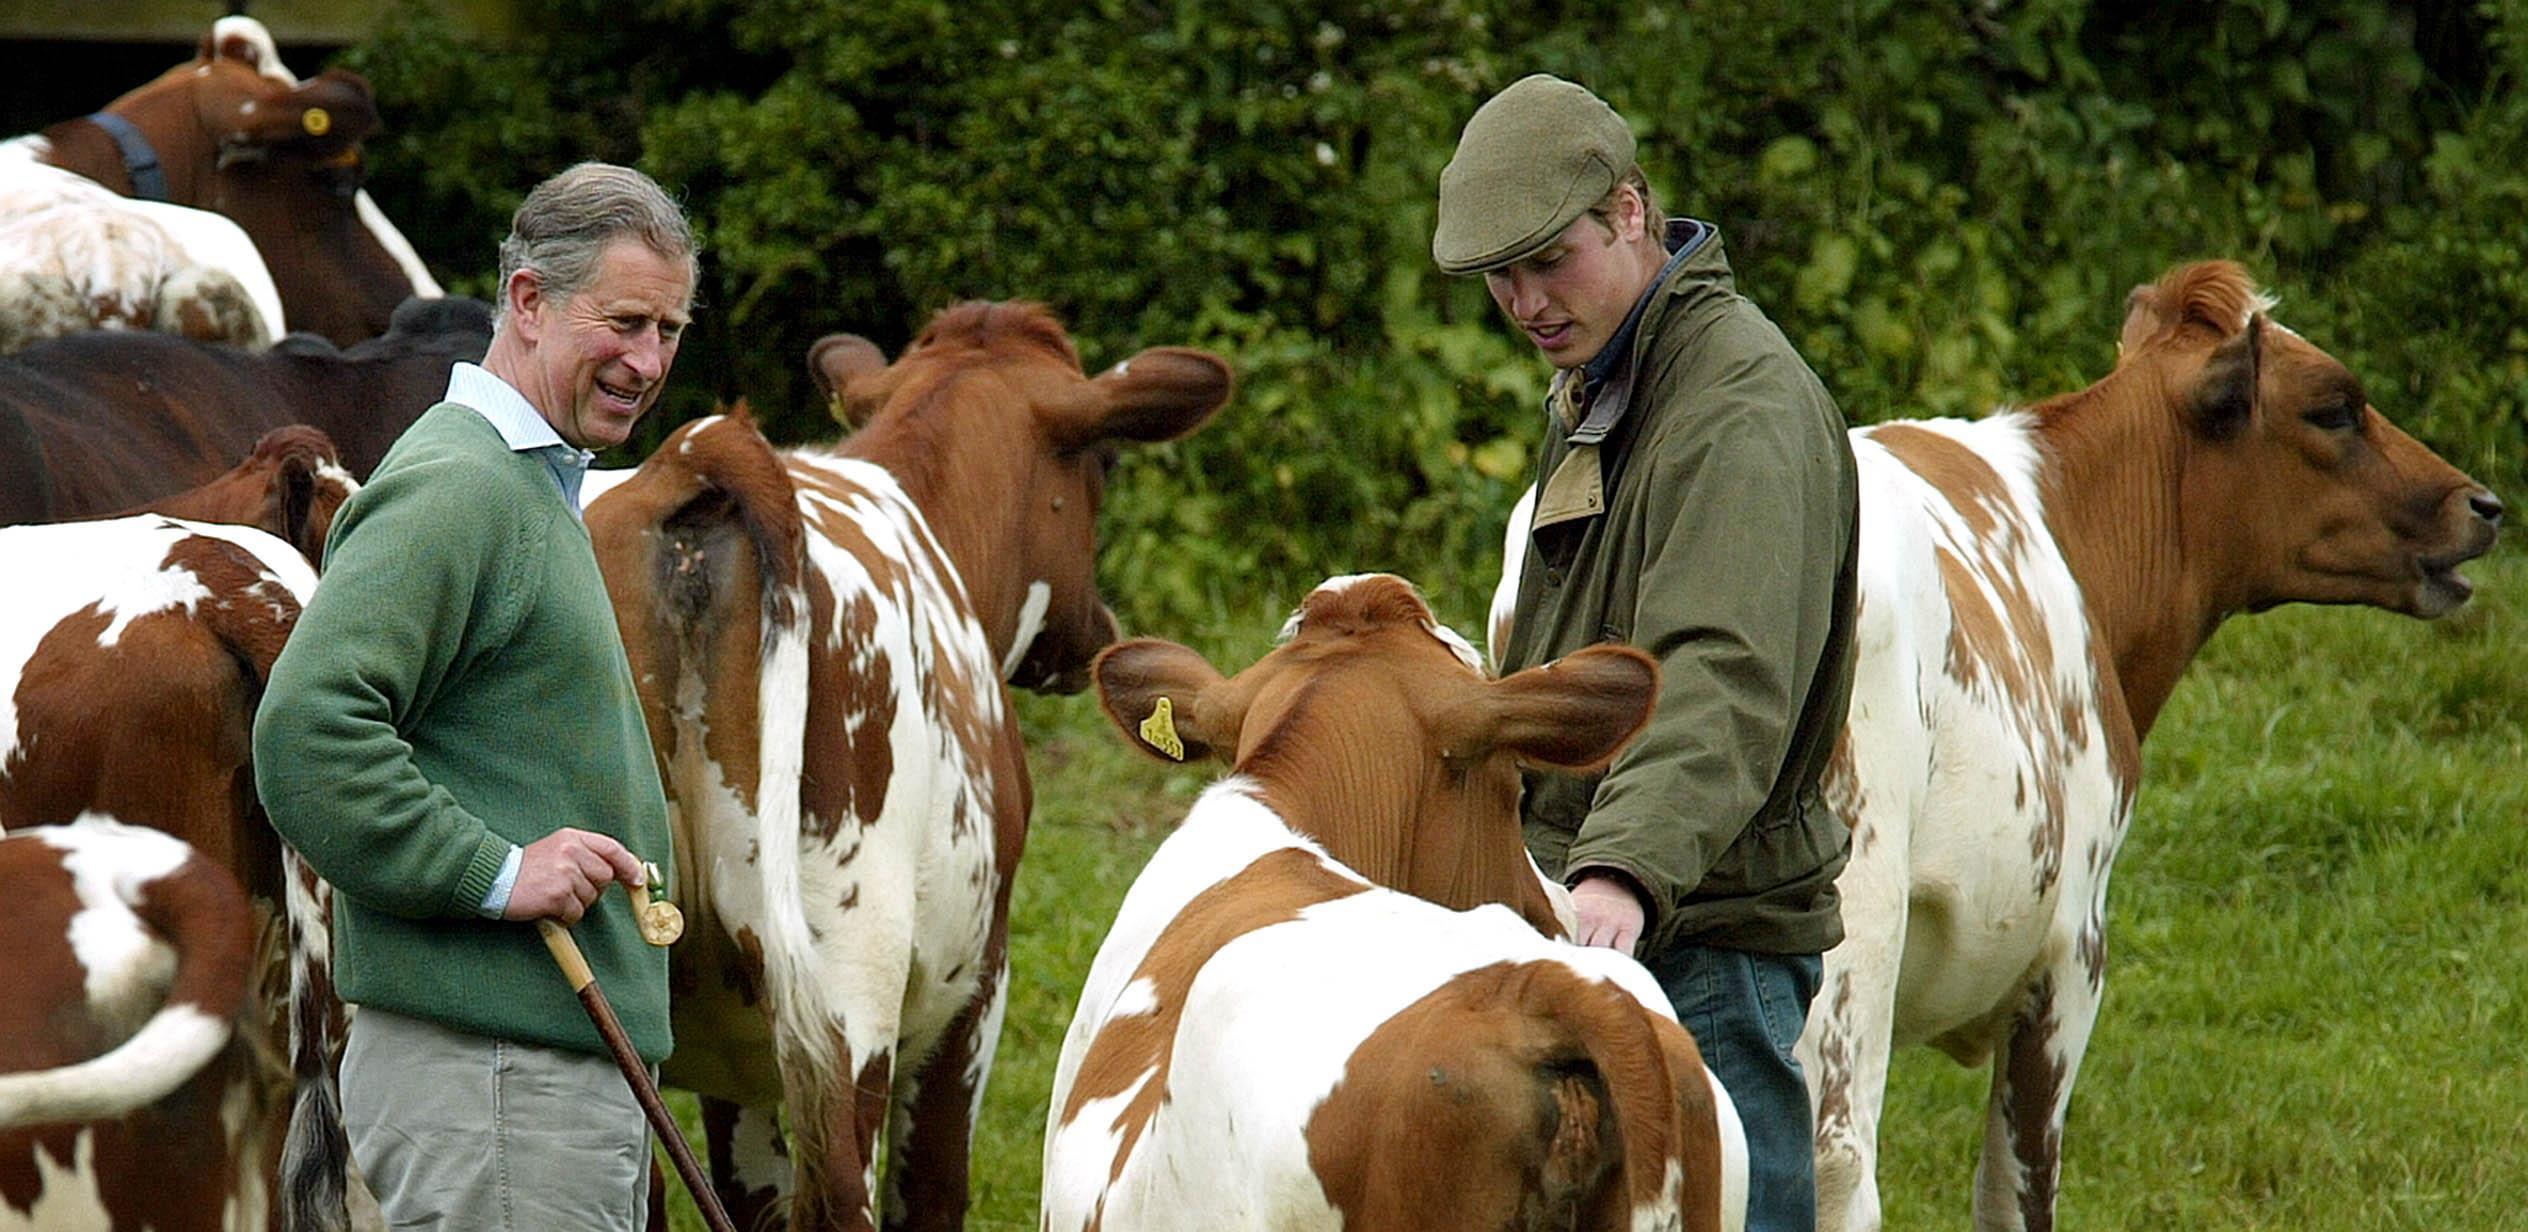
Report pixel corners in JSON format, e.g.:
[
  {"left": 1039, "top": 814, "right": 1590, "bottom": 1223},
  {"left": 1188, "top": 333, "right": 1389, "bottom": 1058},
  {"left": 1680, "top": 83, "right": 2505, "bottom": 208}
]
[{"left": 255, "top": 404, "right": 673, "bottom": 1063}]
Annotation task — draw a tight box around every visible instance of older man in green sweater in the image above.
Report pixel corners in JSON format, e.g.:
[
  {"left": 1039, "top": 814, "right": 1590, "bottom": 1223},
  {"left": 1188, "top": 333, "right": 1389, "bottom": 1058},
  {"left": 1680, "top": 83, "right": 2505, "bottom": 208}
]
[
  {"left": 1438, "top": 77, "right": 1861, "bottom": 1232},
  {"left": 256, "top": 162, "right": 695, "bottom": 1232}
]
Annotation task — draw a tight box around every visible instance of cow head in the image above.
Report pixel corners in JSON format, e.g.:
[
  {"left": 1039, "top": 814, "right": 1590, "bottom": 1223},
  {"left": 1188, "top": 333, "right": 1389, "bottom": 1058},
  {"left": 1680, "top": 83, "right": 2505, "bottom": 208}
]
[
  {"left": 50, "top": 18, "right": 429, "bottom": 346},
  {"left": 813, "top": 301, "right": 1232, "bottom": 694},
  {"left": 1092, "top": 573, "right": 1655, "bottom": 928},
  {"left": 128, "top": 425, "right": 357, "bottom": 567},
  {"left": 2109, "top": 262, "right": 2501, "bottom": 620}
]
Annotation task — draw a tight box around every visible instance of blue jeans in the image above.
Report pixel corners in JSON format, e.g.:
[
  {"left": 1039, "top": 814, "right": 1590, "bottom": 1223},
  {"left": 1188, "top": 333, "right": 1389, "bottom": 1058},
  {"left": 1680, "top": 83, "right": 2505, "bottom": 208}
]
[{"left": 1642, "top": 945, "right": 1824, "bottom": 1232}]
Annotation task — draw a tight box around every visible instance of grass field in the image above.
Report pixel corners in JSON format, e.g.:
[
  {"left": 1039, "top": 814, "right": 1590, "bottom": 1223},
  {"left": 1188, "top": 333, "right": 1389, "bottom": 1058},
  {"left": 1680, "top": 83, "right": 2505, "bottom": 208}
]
[{"left": 668, "top": 543, "right": 2526, "bottom": 1230}]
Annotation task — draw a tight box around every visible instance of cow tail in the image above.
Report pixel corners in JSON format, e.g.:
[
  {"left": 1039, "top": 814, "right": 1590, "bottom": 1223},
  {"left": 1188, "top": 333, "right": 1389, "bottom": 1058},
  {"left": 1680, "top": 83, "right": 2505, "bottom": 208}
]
[
  {"left": 1523, "top": 968, "right": 1743, "bottom": 1232},
  {"left": 0, "top": 825, "right": 256, "bottom": 1129},
  {"left": 277, "top": 847, "right": 352, "bottom": 1232},
  {"left": 602, "top": 413, "right": 838, "bottom": 1179}
]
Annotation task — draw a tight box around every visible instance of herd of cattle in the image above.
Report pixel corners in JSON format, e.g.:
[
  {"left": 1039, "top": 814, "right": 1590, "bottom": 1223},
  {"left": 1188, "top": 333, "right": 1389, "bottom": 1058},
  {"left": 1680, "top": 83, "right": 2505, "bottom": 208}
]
[{"left": 0, "top": 18, "right": 2503, "bottom": 1232}]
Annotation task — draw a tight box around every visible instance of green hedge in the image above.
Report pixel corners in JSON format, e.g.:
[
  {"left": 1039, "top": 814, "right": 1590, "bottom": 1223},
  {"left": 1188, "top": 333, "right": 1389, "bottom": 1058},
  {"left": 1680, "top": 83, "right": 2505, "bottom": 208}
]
[{"left": 341, "top": 0, "right": 2527, "bottom": 635}]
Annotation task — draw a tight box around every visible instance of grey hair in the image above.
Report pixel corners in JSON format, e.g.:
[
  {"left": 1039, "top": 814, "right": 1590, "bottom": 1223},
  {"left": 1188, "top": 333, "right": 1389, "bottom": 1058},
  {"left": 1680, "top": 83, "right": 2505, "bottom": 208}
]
[{"left": 493, "top": 162, "right": 697, "bottom": 328}]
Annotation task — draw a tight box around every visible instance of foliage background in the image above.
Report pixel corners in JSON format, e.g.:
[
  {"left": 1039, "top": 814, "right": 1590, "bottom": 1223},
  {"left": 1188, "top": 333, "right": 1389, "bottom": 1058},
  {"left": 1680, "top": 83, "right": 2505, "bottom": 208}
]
[
  {"left": 340, "top": 0, "right": 2527, "bottom": 638},
  {"left": 313, "top": 5, "right": 2528, "bottom": 1227}
]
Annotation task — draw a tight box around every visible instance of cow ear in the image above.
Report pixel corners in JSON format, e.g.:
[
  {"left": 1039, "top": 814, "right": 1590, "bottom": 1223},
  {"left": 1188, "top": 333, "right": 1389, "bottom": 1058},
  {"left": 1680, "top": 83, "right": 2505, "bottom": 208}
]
[
  {"left": 1052, "top": 347, "right": 1233, "bottom": 448},
  {"left": 809, "top": 334, "right": 890, "bottom": 430},
  {"left": 1094, "top": 639, "right": 1240, "bottom": 763},
  {"left": 2116, "top": 281, "right": 2168, "bottom": 360},
  {"left": 2186, "top": 314, "right": 2263, "bottom": 442},
  {"left": 1435, "top": 643, "right": 1658, "bottom": 770}
]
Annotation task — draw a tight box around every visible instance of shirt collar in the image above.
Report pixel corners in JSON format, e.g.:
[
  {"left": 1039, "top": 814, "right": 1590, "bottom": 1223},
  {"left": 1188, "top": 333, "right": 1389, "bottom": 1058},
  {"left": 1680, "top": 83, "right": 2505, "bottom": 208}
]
[{"left": 446, "top": 362, "right": 594, "bottom": 468}]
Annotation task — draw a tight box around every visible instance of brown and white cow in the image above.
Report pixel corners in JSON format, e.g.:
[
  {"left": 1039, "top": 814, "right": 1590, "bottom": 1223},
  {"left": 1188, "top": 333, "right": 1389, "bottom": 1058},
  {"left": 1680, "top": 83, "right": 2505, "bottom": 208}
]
[
  {"left": 585, "top": 301, "right": 1231, "bottom": 1230},
  {"left": 1491, "top": 259, "right": 2501, "bottom": 1232},
  {"left": 28, "top": 17, "right": 439, "bottom": 349},
  {"left": 0, "top": 515, "right": 354, "bottom": 1231},
  {"left": 1043, "top": 574, "right": 1745, "bottom": 1232},
  {"left": 115, "top": 425, "right": 358, "bottom": 566},
  {"left": 0, "top": 814, "right": 270, "bottom": 1231}
]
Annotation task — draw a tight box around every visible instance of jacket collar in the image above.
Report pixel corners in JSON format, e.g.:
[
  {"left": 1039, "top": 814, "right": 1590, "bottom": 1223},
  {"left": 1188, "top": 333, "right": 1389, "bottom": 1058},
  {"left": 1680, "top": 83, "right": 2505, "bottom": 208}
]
[{"left": 1560, "top": 217, "right": 1715, "bottom": 447}]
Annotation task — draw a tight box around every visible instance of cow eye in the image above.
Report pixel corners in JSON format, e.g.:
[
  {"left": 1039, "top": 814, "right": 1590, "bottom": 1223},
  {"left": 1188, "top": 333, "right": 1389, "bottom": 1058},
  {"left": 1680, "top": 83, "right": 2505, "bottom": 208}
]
[{"left": 2303, "top": 401, "right": 2361, "bottom": 432}]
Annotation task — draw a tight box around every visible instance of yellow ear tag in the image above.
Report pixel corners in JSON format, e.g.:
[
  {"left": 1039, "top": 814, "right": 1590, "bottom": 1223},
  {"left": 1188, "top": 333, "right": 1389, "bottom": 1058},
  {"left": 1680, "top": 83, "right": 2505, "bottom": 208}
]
[
  {"left": 1139, "top": 697, "right": 1186, "bottom": 761},
  {"left": 301, "top": 107, "right": 331, "bottom": 137}
]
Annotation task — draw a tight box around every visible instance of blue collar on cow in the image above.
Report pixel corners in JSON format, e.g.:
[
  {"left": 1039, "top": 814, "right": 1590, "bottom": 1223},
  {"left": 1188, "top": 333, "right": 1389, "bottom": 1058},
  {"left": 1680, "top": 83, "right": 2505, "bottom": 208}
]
[
  {"left": 1562, "top": 217, "right": 1712, "bottom": 447},
  {"left": 445, "top": 362, "right": 595, "bottom": 517},
  {"left": 86, "top": 111, "right": 169, "bottom": 202}
]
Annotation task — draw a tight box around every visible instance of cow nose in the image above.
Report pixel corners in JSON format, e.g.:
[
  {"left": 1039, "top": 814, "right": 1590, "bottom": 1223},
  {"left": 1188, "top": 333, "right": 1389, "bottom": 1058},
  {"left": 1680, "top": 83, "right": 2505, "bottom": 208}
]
[{"left": 2468, "top": 489, "right": 2505, "bottom": 527}]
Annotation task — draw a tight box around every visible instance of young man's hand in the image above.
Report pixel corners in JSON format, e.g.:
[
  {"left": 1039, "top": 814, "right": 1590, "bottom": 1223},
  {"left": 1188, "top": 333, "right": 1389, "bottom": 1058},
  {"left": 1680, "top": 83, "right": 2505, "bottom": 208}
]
[
  {"left": 1569, "top": 873, "right": 1646, "bottom": 955},
  {"left": 503, "top": 827, "right": 646, "bottom": 923}
]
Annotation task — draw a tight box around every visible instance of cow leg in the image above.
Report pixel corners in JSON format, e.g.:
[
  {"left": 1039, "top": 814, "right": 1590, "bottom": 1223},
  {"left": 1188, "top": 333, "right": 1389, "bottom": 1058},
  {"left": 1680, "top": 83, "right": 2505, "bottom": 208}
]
[
  {"left": 1799, "top": 821, "right": 1910, "bottom": 1232},
  {"left": 701, "top": 1095, "right": 790, "bottom": 1231},
  {"left": 1970, "top": 945, "right": 2101, "bottom": 1232},
  {"left": 879, "top": 970, "right": 1006, "bottom": 1232},
  {"left": 779, "top": 1042, "right": 891, "bottom": 1232}
]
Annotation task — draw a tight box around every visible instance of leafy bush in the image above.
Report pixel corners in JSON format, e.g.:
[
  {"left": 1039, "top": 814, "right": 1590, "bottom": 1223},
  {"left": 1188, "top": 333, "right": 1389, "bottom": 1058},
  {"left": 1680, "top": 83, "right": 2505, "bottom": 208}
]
[{"left": 340, "top": 0, "right": 2525, "bottom": 635}]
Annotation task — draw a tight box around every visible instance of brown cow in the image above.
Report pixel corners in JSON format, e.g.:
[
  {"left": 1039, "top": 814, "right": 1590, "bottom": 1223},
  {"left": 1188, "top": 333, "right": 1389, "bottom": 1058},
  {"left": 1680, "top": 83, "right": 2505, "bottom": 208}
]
[
  {"left": 0, "top": 294, "right": 491, "bottom": 525},
  {"left": 1044, "top": 574, "right": 1745, "bottom": 1232},
  {"left": 0, "top": 515, "right": 352, "bottom": 1231},
  {"left": 0, "top": 815, "right": 269, "bottom": 1231},
  {"left": 586, "top": 301, "right": 1230, "bottom": 1230},
  {"left": 34, "top": 17, "right": 441, "bottom": 346}
]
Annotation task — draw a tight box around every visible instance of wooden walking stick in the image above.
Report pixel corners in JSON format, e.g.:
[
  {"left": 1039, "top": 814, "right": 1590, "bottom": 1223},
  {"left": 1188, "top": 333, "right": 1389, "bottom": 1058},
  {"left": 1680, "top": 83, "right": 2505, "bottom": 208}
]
[{"left": 539, "top": 868, "right": 736, "bottom": 1232}]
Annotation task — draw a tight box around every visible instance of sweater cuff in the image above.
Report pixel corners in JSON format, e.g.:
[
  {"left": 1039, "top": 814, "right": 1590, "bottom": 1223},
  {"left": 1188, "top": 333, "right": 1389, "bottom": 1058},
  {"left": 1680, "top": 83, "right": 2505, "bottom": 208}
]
[{"left": 453, "top": 833, "right": 515, "bottom": 917}]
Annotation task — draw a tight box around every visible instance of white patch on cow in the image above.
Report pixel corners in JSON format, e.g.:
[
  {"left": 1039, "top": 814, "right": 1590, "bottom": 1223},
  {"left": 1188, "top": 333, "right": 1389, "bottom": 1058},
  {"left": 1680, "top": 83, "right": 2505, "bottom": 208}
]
[
  {"left": 213, "top": 17, "right": 291, "bottom": 82},
  {"left": 578, "top": 466, "right": 636, "bottom": 510},
  {"left": 999, "top": 580, "right": 1050, "bottom": 681},
  {"left": 1422, "top": 616, "right": 1484, "bottom": 674},
  {"left": 727, "top": 1101, "right": 791, "bottom": 1199},
  {"left": 352, "top": 190, "right": 445, "bottom": 298},
  {"left": 14, "top": 1129, "right": 113, "bottom": 1226},
  {"left": 1489, "top": 483, "right": 1535, "bottom": 672},
  {"left": 1705, "top": 1068, "right": 1749, "bottom": 1232},
  {"left": 676, "top": 414, "right": 728, "bottom": 453},
  {"left": 238, "top": 101, "right": 257, "bottom": 116},
  {"left": 1045, "top": 780, "right": 1712, "bottom": 1232}
]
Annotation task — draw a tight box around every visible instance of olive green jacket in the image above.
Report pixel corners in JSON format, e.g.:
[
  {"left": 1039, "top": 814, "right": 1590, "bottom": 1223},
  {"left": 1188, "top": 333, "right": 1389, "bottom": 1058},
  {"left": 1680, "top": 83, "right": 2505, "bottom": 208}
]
[{"left": 1499, "top": 226, "right": 1859, "bottom": 956}]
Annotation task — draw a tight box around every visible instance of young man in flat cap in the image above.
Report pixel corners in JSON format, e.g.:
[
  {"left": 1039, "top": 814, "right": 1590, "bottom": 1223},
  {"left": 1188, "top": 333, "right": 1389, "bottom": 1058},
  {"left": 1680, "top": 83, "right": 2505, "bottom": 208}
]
[{"left": 1437, "top": 73, "right": 1860, "bottom": 1231}]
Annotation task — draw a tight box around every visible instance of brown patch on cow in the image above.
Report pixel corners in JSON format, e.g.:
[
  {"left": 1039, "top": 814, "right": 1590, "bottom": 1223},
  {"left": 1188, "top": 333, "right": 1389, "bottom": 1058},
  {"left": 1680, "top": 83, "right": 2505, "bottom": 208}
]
[
  {"left": 1868, "top": 424, "right": 2014, "bottom": 543},
  {"left": 1304, "top": 960, "right": 1730, "bottom": 1232},
  {"left": 1062, "top": 849, "right": 1367, "bottom": 1197},
  {"left": 1997, "top": 990, "right": 2069, "bottom": 1230}
]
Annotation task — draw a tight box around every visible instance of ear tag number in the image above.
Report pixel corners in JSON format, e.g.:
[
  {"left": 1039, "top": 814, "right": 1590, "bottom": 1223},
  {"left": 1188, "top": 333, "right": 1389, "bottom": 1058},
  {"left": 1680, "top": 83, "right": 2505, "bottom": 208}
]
[
  {"left": 1140, "top": 697, "right": 1185, "bottom": 761},
  {"left": 301, "top": 107, "right": 332, "bottom": 137}
]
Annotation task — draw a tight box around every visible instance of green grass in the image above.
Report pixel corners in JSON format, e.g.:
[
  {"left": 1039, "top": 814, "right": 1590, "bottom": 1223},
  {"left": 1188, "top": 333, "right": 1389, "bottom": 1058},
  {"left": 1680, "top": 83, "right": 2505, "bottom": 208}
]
[{"left": 669, "top": 546, "right": 2528, "bottom": 1230}]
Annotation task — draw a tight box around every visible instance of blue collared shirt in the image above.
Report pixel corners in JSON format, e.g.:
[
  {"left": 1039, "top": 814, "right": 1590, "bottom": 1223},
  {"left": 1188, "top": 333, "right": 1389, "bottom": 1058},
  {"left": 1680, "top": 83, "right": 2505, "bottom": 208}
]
[{"left": 443, "top": 361, "right": 596, "bottom": 917}]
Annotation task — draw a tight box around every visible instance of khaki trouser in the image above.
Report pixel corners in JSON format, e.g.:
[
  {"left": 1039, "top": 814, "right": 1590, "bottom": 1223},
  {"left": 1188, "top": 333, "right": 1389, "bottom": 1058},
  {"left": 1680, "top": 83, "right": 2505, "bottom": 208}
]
[{"left": 343, "top": 1007, "right": 649, "bottom": 1232}]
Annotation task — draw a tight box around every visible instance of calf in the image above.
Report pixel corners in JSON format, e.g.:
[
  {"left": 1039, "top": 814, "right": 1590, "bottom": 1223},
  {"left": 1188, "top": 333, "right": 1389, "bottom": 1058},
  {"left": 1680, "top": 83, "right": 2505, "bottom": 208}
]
[
  {"left": 0, "top": 814, "right": 267, "bottom": 1231},
  {"left": 586, "top": 301, "right": 1230, "bottom": 1230},
  {"left": 1044, "top": 574, "right": 1745, "bottom": 1232},
  {"left": 0, "top": 515, "right": 352, "bottom": 1231},
  {"left": 1491, "top": 259, "right": 2503, "bottom": 1232}
]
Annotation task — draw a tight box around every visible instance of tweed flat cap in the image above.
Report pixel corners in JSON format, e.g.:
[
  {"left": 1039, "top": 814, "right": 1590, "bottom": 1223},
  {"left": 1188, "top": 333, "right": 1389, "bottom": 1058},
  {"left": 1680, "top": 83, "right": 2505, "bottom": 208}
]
[{"left": 1433, "top": 74, "right": 1636, "bottom": 275}]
